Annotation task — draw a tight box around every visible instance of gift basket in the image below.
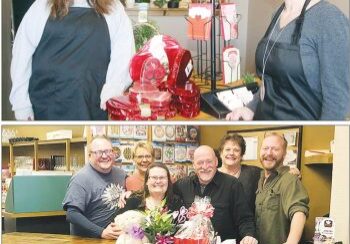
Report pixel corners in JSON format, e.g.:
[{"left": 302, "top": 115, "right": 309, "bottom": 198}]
[
  {"left": 173, "top": 196, "right": 215, "bottom": 244},
  {"left": 107, "top": 35, "right": 201, "bottom": 120}
]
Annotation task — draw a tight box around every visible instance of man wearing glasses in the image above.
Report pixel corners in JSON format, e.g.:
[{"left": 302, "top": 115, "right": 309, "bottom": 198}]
[
  {"left": 63, "top": 135, "right": 127, "bottom": 239},
  {"left": 126, "top": 141, "right": 154, "bottom": 191}
]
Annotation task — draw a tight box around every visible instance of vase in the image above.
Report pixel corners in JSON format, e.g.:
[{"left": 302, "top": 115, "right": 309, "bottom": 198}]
[{"left": 167, "top": 1, "right": 179, "bottom": 8}]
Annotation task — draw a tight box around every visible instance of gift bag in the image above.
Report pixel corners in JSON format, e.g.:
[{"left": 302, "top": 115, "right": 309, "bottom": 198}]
[{"left": 174, "top": 196, "right": 215, "bottom": 244}]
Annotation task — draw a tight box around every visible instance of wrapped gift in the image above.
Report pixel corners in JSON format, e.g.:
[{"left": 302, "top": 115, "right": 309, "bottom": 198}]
[
  {"left": 170, "top": 81, "right": 201, "bottom": 118},
  {"left": 130, "top": 35, "right": 181, "bottom": 87},
  {"left": 174, "top": 196, "right": 215, "bottom": 244},
  {"left": 187, "top": 4, "right": 213, "bottom": 40},
  {"left": 168, "top": 49, "right": 193, "bottom": 88}
]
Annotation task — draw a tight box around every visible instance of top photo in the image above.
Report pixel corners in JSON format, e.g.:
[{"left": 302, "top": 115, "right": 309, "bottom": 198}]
[{"left": 2, "top": 0, "right": 350, "bottom": 121}]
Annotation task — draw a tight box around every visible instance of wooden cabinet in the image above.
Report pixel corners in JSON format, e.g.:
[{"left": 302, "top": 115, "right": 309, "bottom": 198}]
[{"left": 3, "top": 138, "right": 86, "bottom": 176}]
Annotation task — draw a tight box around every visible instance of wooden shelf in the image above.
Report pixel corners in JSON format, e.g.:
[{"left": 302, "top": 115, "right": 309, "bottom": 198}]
[
  {"left": 3, "top": 210, "right": 66, "bottom": 218},
  {"left": 304, "top": 153, "right": 333, "bottom": 165}
]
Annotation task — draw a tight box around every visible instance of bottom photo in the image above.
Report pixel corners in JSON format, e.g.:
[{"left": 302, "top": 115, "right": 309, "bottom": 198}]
[{"left": 1, "top": 125, "right": 349, "bottom": 244}]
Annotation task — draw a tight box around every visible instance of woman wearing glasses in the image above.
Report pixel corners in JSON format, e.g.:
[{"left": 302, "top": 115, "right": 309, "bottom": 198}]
[
  {"left": 117, "top": 163, "right": 183, "bottom": 214},
  {"left": 126, "top": 141, "right": 155, "bottom": 191}
]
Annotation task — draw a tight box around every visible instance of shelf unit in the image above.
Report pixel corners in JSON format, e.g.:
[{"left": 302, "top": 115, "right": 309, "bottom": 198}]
[{"left": 6, "top": 138, "right": 86, "bottom": 176}]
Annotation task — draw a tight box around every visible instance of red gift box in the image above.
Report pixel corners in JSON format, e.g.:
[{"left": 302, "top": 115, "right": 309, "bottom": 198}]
[
  {"left": 130, "top": 35, "right": 181, "bottom": 86},
  {"left": 174, "top": 237, "right": 210, "bottom": 244}
]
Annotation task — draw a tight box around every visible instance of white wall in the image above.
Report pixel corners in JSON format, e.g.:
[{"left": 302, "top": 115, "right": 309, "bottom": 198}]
[{"left": 330, "top": 126, "right": 349, "bottom": 243}]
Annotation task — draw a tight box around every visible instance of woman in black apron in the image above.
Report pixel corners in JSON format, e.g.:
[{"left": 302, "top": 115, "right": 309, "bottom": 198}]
[
  {"left": 226, "top": 0, "right": 350, "bottom": 120},
  {"left": 10, "top": 0, "right": 135, "bottom": 120}
]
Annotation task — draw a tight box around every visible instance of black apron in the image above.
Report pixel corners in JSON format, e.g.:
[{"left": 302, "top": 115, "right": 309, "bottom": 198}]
[
  {"left": 254, "top": 0, "right": 322, "bottom": 120},
  {"left": 29, "top": 7, "right": 110, "bottom": 120}
]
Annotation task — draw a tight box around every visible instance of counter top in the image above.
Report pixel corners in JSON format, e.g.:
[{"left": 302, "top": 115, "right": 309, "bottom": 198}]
[{"left": 2, "top": 232, "right": 115, "bottom": 244}]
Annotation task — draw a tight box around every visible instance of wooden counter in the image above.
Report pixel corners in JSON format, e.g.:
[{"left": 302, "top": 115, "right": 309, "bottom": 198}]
[{"left": 2, "top": 232, "right": 115, "bottom": 244}]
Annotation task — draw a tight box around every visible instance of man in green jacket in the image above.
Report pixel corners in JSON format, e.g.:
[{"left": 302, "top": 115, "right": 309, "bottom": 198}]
[{"left": 256, "top": 133, "right": 309, "bottom": 244}]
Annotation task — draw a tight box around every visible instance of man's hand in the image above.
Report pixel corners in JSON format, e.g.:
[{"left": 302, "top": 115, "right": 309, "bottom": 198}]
[
  {"left": 117, "top": 190, "right": 132, "bottom": 208},
  {"left": 226, "top": 107, "right": 254, "bottom": 121},
  {"left": 240, "top": 236, "right": 258, "bottom": 244},
  {"left": 101, "top": 222, "right": 123, "bottom": 239}
]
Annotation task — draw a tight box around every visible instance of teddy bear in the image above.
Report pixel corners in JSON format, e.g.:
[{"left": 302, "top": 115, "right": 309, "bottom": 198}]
[{"left": 114, "top": 210, "right": 150, "bottom": 244}]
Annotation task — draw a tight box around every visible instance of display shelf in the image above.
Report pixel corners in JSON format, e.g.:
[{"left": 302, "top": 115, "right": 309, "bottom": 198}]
[
  {"left": 126, "top": 7, "right": 188, "bottom": 16},
  {"left": 304, "top": 151, "right": 333, "bottom": 165},
  {"left": 5, "top": 138, "right": 87, "bottom": 176}
]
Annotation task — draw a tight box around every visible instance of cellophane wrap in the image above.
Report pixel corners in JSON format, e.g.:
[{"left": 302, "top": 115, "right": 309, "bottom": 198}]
[{"left": 174, "top": 196, "right": 215, "bottom": 243}]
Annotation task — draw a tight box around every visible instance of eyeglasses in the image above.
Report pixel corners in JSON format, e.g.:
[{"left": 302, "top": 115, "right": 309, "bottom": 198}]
[
  {"left": 90, "top": 149, "right": 114, "bottom": 157},
  {"left": 135, "top": 155, "right": 152, "bottom": 160},
  {"left": 148, "top": 176, "right": 167, "bottom": 182}
]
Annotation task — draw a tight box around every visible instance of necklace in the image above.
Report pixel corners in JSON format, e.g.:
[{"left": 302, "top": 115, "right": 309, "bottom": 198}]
[{"left": 260, "top": 12, "right": 287, "bottom": 101}]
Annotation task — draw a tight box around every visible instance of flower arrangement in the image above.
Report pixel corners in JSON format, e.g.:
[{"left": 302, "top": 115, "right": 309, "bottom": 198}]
[
  {"left": 142, "top": 199, "right": 176, "bottom": 243},
  {"left": 115, "top": 199, "right": 188, "bottom": 244}
]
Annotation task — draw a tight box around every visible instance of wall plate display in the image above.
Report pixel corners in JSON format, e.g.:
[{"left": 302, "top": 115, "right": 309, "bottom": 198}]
[
  {"left": 175, "top": 125, "right": 187, "bottom": 142},
  {"left": 152, "top": 125, "right": 166, "bottom": 142},
  {"left": 121, "top": 164, "right": 135, "bottom": 176},
  {"left": 134, "top": 125, "right": 148, "bottom": 140},
  {"left": 186, "top": 145, "right": 197, "bottom": 162},
  {"left": 165, "top": 125, "right": 176, "bottom": 141},
  {"left": 111, "top": 139, "right": 123, "bottom": 163},
  {"left": 120, "top": 126, "right": 134, "bottom": 139},
  {"left": 107, "top": 126, "right": 120, "bottom": 138},
  {"left": 120, "top": 143, "right": 135, "bottom": 163},
  {"left": 152, "top": 143, "right": 163, "bottom": 163},
  {"left": 175, "top": 144, "right": 188, "bottom": 163},
  {"left": 163, "top": 144, "right": 175, "bottom": 164},
  {"left": 167, "top": 164, "right": 187, "bottom": 182},
  {"left": 186, "top": 125, "right": 199, "bottom": 142},
  {"left": 90, "top": 126, "right": 106, "bottom": 137}
]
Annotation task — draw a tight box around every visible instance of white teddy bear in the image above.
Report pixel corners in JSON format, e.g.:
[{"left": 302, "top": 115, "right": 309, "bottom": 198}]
[{"left": 114, "top": 210, "right": 150, "bottom": 244}]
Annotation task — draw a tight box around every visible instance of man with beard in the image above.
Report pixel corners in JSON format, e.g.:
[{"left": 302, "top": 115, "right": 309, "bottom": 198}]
[
  {"left": 174, "top": 145, "right": 258, "bottom": 243},
  {"left": 256, "top": 133, "right": 309, "bottom": 244},
  {"left": 63, "top": 136, "right": 127, "bottom": 239}
]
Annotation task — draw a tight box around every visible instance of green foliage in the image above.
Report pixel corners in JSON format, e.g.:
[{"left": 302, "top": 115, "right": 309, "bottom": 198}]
[
  {"left": 153, "top": 0, "right": 167, "bottom": 8},
  {"left": 242, "top": 73, "right": 256, "bottom": 84},
  {"left": 142, "top": 199, "right": 176, "bottom": 242},
  {"left": 133, "top": 21, "right": 159, "bottom": 51}
]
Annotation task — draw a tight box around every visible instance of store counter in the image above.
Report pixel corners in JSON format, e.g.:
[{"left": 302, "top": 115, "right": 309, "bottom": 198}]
[{"left": 2, "top": 232, "right": 115, "bottom": 244}]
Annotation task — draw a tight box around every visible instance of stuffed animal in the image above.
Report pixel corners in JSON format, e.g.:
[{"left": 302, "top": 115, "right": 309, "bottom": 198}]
[{"left": 114, "top": 210, "right": 149, "bottom": 244}]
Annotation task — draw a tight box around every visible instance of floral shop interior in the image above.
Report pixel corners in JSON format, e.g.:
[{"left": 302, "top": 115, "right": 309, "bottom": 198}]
[
  {"left": 2, "top": 0, "right": 348, "bottom": 120},
  {"left": 1, "top": 125, "right": 349, "bottom": 243}
]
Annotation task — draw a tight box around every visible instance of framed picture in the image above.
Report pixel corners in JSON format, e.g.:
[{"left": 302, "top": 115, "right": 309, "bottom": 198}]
[{"left": 283, "top": 131, "right": 298, "bottom": 146}]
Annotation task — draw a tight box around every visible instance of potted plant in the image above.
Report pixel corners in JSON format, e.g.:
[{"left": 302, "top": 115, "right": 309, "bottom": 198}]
[
  {"left": 153, "top": 0, "right": 167, "bottom": 8},
  {"left": 167, "top": 0, "right": 180, "bottom": 8},
  {"left": 242, "top": 72, "right": 259, "bottom": 93},
  {"left": 133, "top": 20, "right": 159, "bottom": 51}
]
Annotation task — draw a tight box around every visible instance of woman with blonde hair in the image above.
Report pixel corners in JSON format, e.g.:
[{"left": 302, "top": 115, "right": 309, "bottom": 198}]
[
  {"left": 10, "top": 0, "right": 135, "bottom": 120},
  {"left": 126, "top": 141, "right": 155, "bottom": 191}
]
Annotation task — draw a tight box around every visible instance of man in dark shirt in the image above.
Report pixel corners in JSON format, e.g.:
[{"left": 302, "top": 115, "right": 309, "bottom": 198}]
[{"left": 173, "top": 145, "right": 257, "bottom": 243}]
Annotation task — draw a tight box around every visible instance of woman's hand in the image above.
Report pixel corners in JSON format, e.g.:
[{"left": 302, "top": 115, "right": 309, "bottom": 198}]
[
  {"left": 226, "top": 107, "right": 254, "bottom": 121},
  {"left": 117, "top": 191, "right": 132, "bottom": 208}
]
